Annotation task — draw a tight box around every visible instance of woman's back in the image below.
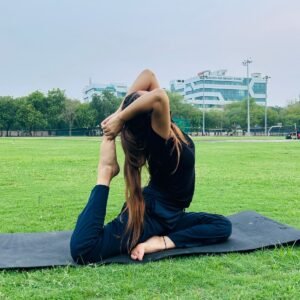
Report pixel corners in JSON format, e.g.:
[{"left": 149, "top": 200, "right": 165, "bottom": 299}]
[{"left": 146, "top": 125, "right": 195, "bottom": 209}]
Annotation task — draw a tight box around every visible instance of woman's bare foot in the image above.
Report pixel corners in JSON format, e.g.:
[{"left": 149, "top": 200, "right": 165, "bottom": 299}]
[
  {"left": 130, "top": 236, "right": 175, "bottom": 261},
  {"left": 97, "top": 136, "right": 120, "bottom": 185}
]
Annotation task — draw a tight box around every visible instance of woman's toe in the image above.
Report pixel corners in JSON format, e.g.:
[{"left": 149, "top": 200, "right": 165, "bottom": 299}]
[
  {"left": 136, "top": 247, "right": 145, "bottom": 261},
  {"left": 137, "top": 251, "right": 144, "bottom": 261},
  {"left": 130, "top": 249, "right": 138, "bottom": 260}
]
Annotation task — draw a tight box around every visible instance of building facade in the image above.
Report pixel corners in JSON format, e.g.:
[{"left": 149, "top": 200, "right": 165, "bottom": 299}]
[
  {"left": 170, "top": 70, "right": 267, "bottom": 109},
  {"left": 83, "top": 81, "right": 127, "bottom": 102}
]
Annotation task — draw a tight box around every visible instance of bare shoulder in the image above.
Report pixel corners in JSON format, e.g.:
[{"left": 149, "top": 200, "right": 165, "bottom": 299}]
[{"left": 150, "top": 89, "right": 171, "bottom": 140}]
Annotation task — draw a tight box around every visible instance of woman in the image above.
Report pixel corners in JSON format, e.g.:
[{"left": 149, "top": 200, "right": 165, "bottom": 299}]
[{"left": 70, "top": 69, "right": 231, "bottom": 263}]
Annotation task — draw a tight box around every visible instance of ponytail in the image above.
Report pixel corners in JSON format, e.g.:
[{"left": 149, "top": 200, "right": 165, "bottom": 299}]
[
  {"left": 123, "top": 159, "right": 145, "bottom": 251},
  {"left": 121, "top": 127, "right": 148, "bottom": 252}
]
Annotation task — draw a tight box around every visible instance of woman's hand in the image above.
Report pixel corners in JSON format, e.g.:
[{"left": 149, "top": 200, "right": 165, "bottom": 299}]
[
  {"left": 101, "top": 110, "right": 120, "bottom": 128},
  {"left": 101, "top": 113, "right": 124, "bottom": 139}
]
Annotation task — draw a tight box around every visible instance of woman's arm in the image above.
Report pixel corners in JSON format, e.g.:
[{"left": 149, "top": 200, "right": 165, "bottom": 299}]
[
  {"left": 101, "top": 69, "right": 160, "bottom": 127},
  {"left": 102, "top": 88, "right": 171, "bottom": 140}
]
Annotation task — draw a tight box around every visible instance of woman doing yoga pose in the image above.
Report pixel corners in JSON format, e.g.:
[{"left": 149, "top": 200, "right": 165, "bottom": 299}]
[{"left": 70, "top": 69, "right": 232, "bottom": 263}]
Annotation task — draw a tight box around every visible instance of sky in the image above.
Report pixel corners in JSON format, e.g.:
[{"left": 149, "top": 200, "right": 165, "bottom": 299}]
[{"left": 0, "top": 0, "right": 299, "bottom": 106}]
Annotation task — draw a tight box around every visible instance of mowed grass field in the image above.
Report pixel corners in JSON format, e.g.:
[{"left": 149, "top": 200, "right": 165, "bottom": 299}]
[{"left": 0, "top": 137, "right": 299, "bottom": 299}]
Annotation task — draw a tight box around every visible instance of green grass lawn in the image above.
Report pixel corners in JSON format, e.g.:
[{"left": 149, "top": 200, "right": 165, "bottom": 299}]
[
  {"left": 190, "top": 135, "right": 286, "bottom": 141},
  {"left": 0, "top": 137, "right": 299, "bottom": 299}
]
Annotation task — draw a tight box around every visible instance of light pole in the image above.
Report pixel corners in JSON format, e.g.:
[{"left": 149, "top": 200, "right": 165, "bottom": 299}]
[
  {"left": 242, "top": 58, "right": 252, "bottom": 135},
  {"left": 197, "top": 70, "right": 210, "bottom": 135},
  {"left": 202, "top": 74, "right": 208, "bottom": 135},
  {"left": 263, "top": 75, "right": 271, "bottom": 136}
]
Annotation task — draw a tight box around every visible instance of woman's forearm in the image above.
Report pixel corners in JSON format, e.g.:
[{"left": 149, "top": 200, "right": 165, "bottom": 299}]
[
  {"left": 101, "top": 88, "right": 170, "bottom": 139},
  {"left": 119, "top": 89, "right": 166, "bottom": 122}
]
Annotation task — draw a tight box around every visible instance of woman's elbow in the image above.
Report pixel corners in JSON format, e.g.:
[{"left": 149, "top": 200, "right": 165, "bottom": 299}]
[
  {"left": 142, "top": 68, "right": 155, "bottom": 77},
  {"left": 153, "top": 88, "right": 169, "bottom": 103}
]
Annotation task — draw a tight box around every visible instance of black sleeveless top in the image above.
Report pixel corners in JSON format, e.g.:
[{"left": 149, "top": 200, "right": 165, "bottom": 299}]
[{"left": 145, "top": 125, "right": 195, "bottom": 209}]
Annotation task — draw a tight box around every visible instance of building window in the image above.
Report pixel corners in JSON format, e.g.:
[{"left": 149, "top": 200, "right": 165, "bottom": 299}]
[{"left": 253, "top": 83, "right": 266, "bottom": 94}]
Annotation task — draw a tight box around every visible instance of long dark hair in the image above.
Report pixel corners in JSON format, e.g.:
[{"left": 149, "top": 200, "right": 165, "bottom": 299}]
[{"left": 120, "top": 92, "right": 188, "bottom": 251}]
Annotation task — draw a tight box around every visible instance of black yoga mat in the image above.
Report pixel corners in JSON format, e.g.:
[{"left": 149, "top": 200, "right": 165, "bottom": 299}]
[{"left": 1, "top": 211, "right": 300, "bottom": 269}]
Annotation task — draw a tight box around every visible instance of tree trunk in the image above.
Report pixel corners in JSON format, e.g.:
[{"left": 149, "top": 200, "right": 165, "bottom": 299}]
[{"left": 69, "top": 121, "right": 72, "bottom": 136}]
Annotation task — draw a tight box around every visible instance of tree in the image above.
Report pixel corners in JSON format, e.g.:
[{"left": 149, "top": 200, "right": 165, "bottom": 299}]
[
  {"left": 167, "top": 92, "right": 201, "bottom": 131},
  {"left": 27, "top": 91, "right": 46, "bottom": 113},
  {"left": 25, "top": 89, "right": 67, "bottom": 130},
  {"left": 224, "top": 98, "right": 270, "bottom": 130},
  {"left": 0, "top": 96, "right": 17, "bottom": 136},
  {"left": 26, "top": 91, "right": 48, "bottom": 129},
  {"left": 75, "top": 103, "right": 97, "bottom": 128},
  {"left": 206, "top": 110, "right": 226, "bottom": 129},
  {"left": 280, "top": 101, "right": 300, "bottom": 127},
  {"left": 46, "top": 89, "right": 67, "bottom": 129},
  {"left": 224, "top": 100, "right": 247, "bottom": 129},
  {"left": 2, "top": 88, "right": 298, "bottom": 135},
  {"left": 15, "top": 99, "right": 46, "bottom": 135},
  {"left": 61, "top": 99, "right": 80, "bottom": 136},
  {"left": 249, "top": 101, "right": 265, "bottom": 127},
  {"left": 90, "top": 91, "right": 122, "bottom": 124}
]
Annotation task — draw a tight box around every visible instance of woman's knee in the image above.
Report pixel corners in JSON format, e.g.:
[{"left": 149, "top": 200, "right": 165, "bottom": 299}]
[
  {"left": 70, "top": 234, "right": 84, "bottom": 264},
  {"left": 69, "top": 233, "right": 94, "bottom": 264},
  {"left": 220, "top": 216, "right": 232, "bottom": 239}
]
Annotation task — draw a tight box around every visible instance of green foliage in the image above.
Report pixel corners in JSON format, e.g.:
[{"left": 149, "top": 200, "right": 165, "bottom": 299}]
[
  {"left": 280, "top": 101, "right": 300, "bottom": 126},
  {"left": 224, "top": 99, "right": 249, "bottom": 129},
  {"left": 0, "top": 96, "right": 17, "bottom": 133},
  {"left": 26, "top": 91, "right": 46, "bottom": 114},
  {"left": 266, "top": 107, "right": 280, "bottom": 126},
  {"left": 75, "top": 103, "right": 97, "bottom": 128},
  {"left": 15, "top": 100, "right": 47, "bottom": 134},
  {"left": 224, "top": 99, "right": 281, "bottom": 129},
  {"left": 19, "top": 89, "right": 68, "bottom": 130},
  {"left": 46, "top": 89, "right": 68, "bottom": 129},
  {"left": 168, "top": 92, "right": 201, "bottom": 129},
  {"left": 167, "top": 93, "right": 283, "bottom": 131},
  {"left": 90, "top": 90, "right": 122, "bottom": 124},
  {"left": 0, "top": 89, "right": 299, "bottom": 133},
  {"left": 61, "top": 99, "right": 81, "bottom": 136},
  {"left": 205, "top": 109, "right": 226, "bottom": 129}
]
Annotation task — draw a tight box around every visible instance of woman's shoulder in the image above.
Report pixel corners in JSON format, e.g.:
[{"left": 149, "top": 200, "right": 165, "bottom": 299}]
[
  {"left": 148, "top": 124, "right": 194, "bottom": 151},
  {"left": 148, "top": 124, "right": 173, "bottom": 144},
  {"left": 182, "top": 131, "right": 195, "bottom": 148}
]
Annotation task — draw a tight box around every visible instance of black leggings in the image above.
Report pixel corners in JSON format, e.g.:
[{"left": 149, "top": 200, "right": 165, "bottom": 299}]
[{"left": 70, "top": 185, "right": 232, "bottom": 264}]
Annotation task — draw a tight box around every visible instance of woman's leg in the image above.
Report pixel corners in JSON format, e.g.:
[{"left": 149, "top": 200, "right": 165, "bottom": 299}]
[
  {"left": 167, "top": 212, "right": 232, "bottom": 248},
  {"left": 70, "top": 137, "right": 166, "bottom": 263},
  {"left": 70, "top": 137, "right": 121, "bottom": 264},
  {"left": 71, "top": 189, "right": 167, "bottom": 263},
  {"left": 131, "top": 212, "right": 232, "bottom": 261},
  {"left": 70, "top": 185, "right": 110, "bottom": 263}
]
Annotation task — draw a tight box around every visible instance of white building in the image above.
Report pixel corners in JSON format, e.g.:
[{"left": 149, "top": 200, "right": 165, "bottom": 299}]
[
  {"left": 83, "top": 80, "right": 127, "bottom": 102},
  {"left": 170, "top": 70, "right": 267, "bottom": 109}
]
